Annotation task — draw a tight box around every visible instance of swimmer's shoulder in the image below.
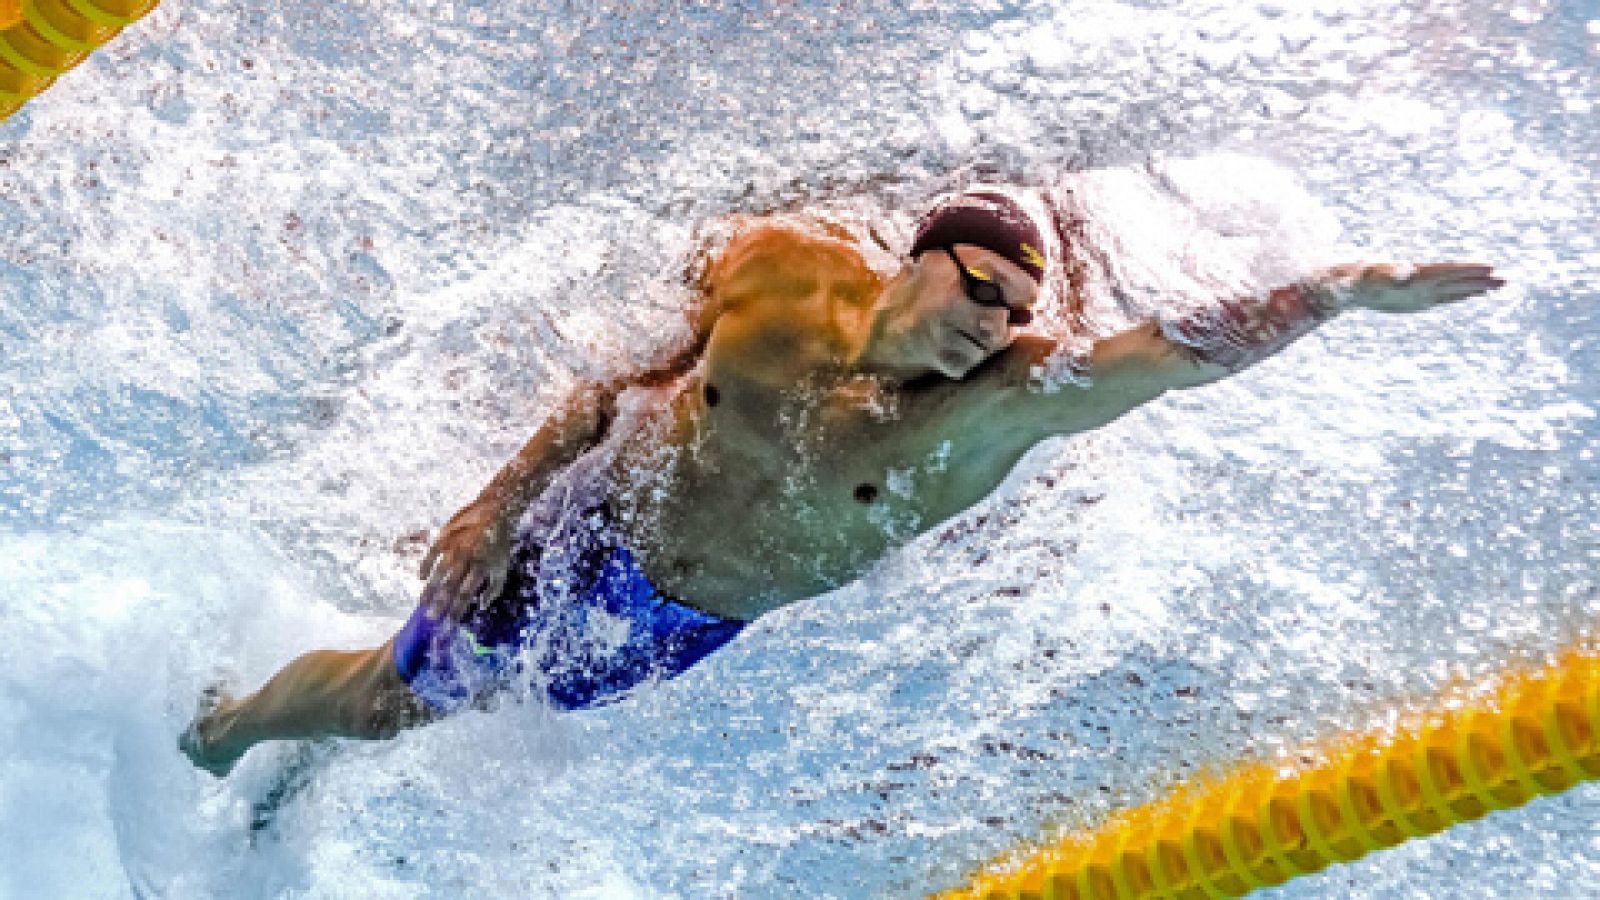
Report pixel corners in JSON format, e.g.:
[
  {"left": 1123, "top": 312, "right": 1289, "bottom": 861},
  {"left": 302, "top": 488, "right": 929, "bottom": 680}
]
[
  {"left": 699, "top": 216, "right": 886, "bottom": 388},
  {"left": 706, "top": 216, "right": 882, "bottom": 307}
]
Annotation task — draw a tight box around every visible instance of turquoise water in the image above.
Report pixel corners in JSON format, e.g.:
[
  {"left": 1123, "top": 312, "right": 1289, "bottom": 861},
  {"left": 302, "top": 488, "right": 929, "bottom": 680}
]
[{"left": 1, "top": 1, "right": 1597, "bottom": 896}]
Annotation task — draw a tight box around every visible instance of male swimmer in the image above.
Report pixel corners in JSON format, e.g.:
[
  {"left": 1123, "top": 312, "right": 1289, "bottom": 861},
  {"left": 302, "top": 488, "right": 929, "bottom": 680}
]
[{"left": 181, "top": 190, "right": 1503, "bottom": 776}]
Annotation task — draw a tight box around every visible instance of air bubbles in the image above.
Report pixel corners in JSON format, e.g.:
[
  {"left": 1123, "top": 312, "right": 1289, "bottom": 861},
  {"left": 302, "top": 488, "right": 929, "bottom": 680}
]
[
  {"left": 1258, "top": 87, "right": 1307, "bottom": 119},
  {"left": 1243, "top": 32, "right": 1283, "bottom": 66},
  {"left": 1195, "top": 42, "right": 1241, "bottom": 75},
  {"left": 3, "top": 0, "right": 1598, "bottom": 895},
  {"left": 1508, "top": 1, "right": 1551, "bottom": 26}
]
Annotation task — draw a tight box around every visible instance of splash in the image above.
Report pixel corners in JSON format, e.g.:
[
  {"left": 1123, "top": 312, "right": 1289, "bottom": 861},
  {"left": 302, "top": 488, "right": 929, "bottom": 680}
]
[{"left": 1, "top": 0, "right": 1596, "bottom": 896}]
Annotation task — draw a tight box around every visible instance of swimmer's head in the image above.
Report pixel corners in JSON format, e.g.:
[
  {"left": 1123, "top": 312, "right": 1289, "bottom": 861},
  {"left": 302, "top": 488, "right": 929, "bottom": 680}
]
[
  {"left": 909, "top": 191, "right": 1048, "bottom": 285},
  {"left": 863, "top": 192, "right": 1044, "bottom": 380}
]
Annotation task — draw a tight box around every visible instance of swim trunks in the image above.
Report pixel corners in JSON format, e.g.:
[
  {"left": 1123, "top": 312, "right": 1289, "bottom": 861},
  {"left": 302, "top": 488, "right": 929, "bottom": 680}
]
[{"left": 392, "top": 503, "right": 745, "bottom": 713}]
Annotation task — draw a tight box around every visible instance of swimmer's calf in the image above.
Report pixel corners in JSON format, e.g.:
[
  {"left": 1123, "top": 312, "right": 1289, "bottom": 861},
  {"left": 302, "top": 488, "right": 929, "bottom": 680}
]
[{"left": 180, "top": 639, "right": 430, "bottom": 777}]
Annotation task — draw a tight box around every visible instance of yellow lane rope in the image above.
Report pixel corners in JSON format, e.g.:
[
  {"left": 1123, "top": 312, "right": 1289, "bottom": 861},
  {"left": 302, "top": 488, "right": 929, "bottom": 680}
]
[
  {"left": 1, "top": 0, "right": 158, "bottom": 122},
  {"left": 936, "top": 644, "right": 1600, "bottom": 899}
]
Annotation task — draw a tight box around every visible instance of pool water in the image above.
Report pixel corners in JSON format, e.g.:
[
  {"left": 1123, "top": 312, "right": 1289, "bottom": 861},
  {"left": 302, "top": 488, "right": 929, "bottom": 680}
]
[{"left": 1, "top": 1, "right": 1597, "bottom": 896}]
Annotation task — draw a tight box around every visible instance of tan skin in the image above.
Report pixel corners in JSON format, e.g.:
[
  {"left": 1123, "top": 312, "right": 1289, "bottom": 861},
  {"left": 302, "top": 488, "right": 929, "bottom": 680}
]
[{"left": 181, "top": 219, "right": 1502, "bottom": 775}]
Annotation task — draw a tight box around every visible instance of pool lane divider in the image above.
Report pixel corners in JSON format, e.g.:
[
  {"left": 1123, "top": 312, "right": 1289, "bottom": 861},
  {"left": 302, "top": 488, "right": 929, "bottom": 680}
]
[
  {"left": 0, "top": 0, "right": 158, "bottom": 122},
  {"left": 934, "top": 644, "right": 1600, "bottom": 899}
]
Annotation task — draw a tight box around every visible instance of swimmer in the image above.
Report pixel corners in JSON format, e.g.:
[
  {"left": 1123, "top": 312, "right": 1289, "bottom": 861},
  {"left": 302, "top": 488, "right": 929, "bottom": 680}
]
[{"left": 180, "top": 190, "right": 1503, "bottom": 776}]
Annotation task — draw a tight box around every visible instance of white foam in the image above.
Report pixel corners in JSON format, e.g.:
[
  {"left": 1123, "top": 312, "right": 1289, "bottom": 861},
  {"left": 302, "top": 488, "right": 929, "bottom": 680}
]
[{"left": 1, "top": 0, "right": 1597, "bottom": 895}]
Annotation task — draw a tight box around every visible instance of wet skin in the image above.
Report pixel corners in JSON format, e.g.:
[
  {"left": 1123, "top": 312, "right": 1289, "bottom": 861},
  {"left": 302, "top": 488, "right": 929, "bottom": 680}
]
[
  {"left": 599, "top": 245, "right": 1502, "bottom": 621},
  {"left": 412, "top": 224, "right": 1501, "bottom": 622},
  {"left": 182, "top": 217, "right": 1499, "bottom": 775},
  {"left": 603, "top": 229, "right": 1053, "bottom": 620}
]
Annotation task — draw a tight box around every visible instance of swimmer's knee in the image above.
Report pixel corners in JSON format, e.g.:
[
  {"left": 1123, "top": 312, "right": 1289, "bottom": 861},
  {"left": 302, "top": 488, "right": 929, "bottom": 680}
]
[
  {"left": 334, "top": 683, "right": 431, "bottom": 739},
  {"left": 334, "top": 641, "right": 436, "bottom": 739},
  {"left": 337, "top": 700, "right": 402, "bottom": 739}
]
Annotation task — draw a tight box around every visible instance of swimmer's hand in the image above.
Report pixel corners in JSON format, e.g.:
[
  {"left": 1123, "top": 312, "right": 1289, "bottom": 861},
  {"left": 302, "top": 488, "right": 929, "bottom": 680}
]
[
  {"left": 419, "top": 496, "right": 514, "bottom": 624},
  {"left": 1349, "top": 263, "right": 1504, "bottom": 313}
]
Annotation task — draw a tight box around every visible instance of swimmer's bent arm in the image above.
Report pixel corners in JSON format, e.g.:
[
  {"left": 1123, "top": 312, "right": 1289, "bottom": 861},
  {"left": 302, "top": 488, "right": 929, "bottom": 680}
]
[
  {"left": 419, "top": 380, "right": 621, "bottom": 623},
  {"left": 417, "top": 281, "right": 730, "bottom": 623}
]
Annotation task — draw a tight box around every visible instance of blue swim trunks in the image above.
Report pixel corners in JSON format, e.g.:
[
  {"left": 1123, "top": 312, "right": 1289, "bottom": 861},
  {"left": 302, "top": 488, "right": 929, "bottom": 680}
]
[{"left": 393, "top": 505, "right": 744, "bottom": 712}]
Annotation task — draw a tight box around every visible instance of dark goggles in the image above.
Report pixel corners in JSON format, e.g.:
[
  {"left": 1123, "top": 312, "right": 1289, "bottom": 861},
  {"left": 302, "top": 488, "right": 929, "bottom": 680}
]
[{"left": 944, "top": 246, "right": 1033, "bottom": 326}]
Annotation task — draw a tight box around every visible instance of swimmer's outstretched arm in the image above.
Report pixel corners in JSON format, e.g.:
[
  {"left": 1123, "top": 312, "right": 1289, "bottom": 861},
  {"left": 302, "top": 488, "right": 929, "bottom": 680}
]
[
  {"left": 1009, "top": 263, "right": 1504, "bottom": 440},
  {"left": 1151, "top": 262, "right": 1505, "bottom": 388}
]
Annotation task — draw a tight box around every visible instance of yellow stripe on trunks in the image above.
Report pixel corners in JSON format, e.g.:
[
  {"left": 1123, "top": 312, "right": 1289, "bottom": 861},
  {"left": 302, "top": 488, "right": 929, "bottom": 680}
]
[
  {"left": 935, "top": 645, "right": 1600, "bottom": 899},
  {"left": 0, "top": 0, "right": 158, "bottom": 123}
]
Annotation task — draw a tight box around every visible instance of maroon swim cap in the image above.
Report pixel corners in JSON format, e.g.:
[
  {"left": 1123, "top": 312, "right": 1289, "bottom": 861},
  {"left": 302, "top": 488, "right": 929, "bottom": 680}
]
[{"left": 909, "top": 191, "right": 1047, "bottom": 283}]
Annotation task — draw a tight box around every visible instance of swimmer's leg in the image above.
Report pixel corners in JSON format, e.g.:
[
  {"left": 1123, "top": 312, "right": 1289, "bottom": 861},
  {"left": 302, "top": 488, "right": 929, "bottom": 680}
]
[{"left": 179, "top": 638, "right": 435, "bottom": 778}]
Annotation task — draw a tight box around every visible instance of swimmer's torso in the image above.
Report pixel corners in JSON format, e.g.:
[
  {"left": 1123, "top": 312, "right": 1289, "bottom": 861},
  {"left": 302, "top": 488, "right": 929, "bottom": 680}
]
[
  {"left": 606, "top": 365, "right": 1040, "bottom": 621},
  {"left": 599, "top": 221, "right": 1056, "bottom": 620}
]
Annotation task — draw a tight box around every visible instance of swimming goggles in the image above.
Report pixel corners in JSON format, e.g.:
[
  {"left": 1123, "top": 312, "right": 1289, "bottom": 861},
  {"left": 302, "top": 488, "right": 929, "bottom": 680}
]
[{"left": 944, "top": 246, "right": 1033, "bottom": 326}]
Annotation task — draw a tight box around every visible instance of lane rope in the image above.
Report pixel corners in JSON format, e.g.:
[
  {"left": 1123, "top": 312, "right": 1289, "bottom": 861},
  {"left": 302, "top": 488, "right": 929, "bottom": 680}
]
[
  {"left": 1, "top": 0, "right": 157, "bottom": 122},
  {"left": 935, "top": 643, "right": 1600, "bottom": 899}
]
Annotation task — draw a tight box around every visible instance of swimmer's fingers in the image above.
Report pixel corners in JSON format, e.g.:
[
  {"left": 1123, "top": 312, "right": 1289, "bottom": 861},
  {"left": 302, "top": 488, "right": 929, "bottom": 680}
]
[
  {"left": 1359, "top": 263, "right": 1503, "bottom": 312},
  {"left": 420, "top": 548, "right": 456, "bottom": 614},
  {"left": 457, "top": 565, "right": 489, "bottom": 615},
  {"left": 422, "top": 556, "right": 469, "bottom": 620},
  {"left": 429, "top": 583, "right": 466, "bottom": 625},
  {"left": 421, "top": 578, "right": 445, "bottom": 620},
  {"left": 1410, "top": 263, "right": 1495, "bottom": 279},
  {"left": 1413, "top": 267, "right": 1505, "bottom": 307},
  {"left": 419, "top": 528, "right": 465, "bottom": 583},
  {"left": 440, "top": 589, "right": 470, "bottom": 626},
  {"left": 460, "top": 557, "right": 510, "bottom": 614},
  {"left": 1411, "top": 263, "right": 1499, "bottom": 286},
  {"left": 443, "top": 570, "right": 491, "bottom": 625},
  {"left": 438, "top": 564, "right": 472, "bottom": 618},
  {"left": 419, "top": 499, "right": 489, "bottom": 580}
]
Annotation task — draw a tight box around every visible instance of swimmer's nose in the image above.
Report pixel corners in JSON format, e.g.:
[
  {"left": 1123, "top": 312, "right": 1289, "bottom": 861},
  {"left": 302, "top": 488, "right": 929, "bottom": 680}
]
[{"left": 977, "top": 308, "right": 1009, "bottom": 339}]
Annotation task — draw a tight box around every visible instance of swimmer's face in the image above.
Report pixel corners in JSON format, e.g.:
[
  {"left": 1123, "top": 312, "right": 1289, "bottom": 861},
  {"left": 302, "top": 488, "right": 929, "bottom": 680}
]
[{"left": 892, "top": 243, "right": 1039, "bottom": 379}]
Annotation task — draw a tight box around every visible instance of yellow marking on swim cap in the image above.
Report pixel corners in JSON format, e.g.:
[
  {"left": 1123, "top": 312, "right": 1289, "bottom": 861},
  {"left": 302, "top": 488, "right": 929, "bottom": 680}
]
[{"left": 1021, "top": 242, "right": 1046, "bottom": 270}]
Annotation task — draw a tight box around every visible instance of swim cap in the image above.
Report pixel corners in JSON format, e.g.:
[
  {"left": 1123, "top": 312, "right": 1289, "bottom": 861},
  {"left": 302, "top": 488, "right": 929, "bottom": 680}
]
[{"left": 909, "top": 191, "right": 1047, "bottom": 284}]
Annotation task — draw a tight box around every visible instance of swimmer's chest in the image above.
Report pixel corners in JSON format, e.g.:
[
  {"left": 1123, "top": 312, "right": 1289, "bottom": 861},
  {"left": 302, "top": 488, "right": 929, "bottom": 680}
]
[{"left": 618, "top": 371, "right": 1036, "bottom": 613}]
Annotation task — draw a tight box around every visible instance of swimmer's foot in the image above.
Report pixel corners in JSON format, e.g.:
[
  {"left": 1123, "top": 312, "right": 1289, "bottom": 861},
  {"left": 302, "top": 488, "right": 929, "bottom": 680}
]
[{"left": 179, "top": 683, "right": 242, "bottom": 778}]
